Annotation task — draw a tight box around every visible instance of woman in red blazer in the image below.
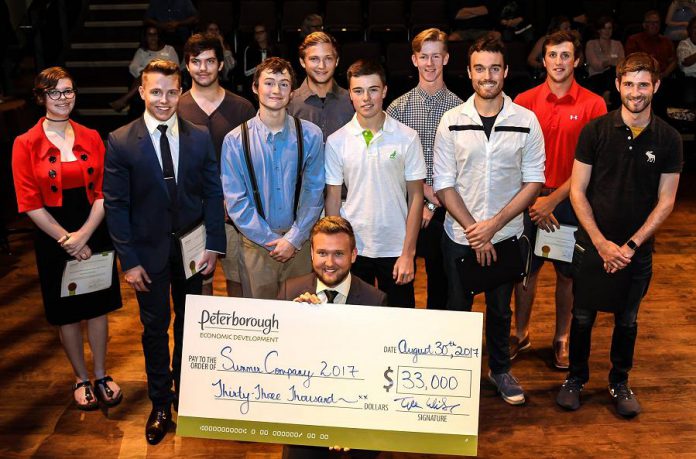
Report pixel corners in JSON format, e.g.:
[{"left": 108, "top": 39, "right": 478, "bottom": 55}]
[{"left": 12, "top": 67, "right": 123, "bottom": 410}]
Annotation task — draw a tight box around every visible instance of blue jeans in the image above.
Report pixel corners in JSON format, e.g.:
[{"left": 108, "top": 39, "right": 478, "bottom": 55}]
[
  {"left": 442, "top": 235, "right": 514, "bottom": 374},
  {"left": 568, "top": 249, "right": 653, "bottom": 384}
]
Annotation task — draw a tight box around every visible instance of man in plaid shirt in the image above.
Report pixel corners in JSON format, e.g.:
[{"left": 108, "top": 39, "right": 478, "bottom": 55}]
[{"left": 387, "top": 28, "right": 463, "bottom": 310}]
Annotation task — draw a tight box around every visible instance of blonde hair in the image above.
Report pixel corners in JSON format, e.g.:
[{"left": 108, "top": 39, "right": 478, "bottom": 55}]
[
  {"left": 298, "top": 31, "right": 338, "bottom": 59},
  {"left": 411, "top": 28, "right": 448, "bottom": 54}
]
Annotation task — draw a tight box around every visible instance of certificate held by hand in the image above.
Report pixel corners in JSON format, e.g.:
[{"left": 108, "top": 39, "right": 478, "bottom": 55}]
[
  {"left": 179, "top": 223, "right": 207, "bottom": 279},
  {"left": 60, "top": 251, "right": 115, "bottom": 297},
  {"left": 534, "top": 224, "right": 577, "bottom": 263}
]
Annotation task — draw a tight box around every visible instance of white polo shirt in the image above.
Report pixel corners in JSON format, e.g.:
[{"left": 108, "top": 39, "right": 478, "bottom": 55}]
[
  {"left": 433, "top": 93, "right": 546, "bottom": 246},
  {"left": 325, "top": 113, "right": 426, "bottom": 258}
]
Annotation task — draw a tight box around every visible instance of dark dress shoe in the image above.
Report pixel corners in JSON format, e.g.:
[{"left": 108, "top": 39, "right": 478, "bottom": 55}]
[{"left": 145, "top": 407, "right": 171, "bottom": 445}]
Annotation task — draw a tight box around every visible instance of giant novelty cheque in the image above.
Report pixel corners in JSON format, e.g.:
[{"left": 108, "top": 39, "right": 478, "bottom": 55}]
[{"left": 177, "top": 295, "right": 483, "bottom": 456}]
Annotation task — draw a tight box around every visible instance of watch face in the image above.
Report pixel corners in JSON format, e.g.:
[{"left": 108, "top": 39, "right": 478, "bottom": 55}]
[{"left": 627, "top": 240, "right": 637, "bottom": 250}]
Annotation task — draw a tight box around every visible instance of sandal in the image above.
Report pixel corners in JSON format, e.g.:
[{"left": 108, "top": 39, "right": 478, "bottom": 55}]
[
  {"left": 94, "top": 376, "right": 123, "bottom": 407},
  {"left": 73, "top": 380, "right": 98, "bottom": 411}
]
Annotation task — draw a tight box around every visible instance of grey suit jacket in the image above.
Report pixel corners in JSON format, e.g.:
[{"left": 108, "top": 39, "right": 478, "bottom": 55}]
[{"left": 277, "top": 272, "right": 387, "bottom": 306}]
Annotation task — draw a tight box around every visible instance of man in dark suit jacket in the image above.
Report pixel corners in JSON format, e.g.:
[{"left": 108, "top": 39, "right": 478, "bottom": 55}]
[
  {"left": 103, "top": 59, "right": 225, "bottom": 445},
  {"left": 278, "top": 216, "right": 385, "bottom": 459},
  {"left": 278, "top": 216, "right": 386, "bottom": 306}
]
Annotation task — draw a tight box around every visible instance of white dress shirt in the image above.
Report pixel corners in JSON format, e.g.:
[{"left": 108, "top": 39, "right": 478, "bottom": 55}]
[
  {"left": 316, "top": 273, "right": 352, "bottom": 304},
  {"left": 143, "top": 111, "right": 180, "bottom": 181},
  {"left": 433, "top": 93, "right": 546, "bottom": 246}
]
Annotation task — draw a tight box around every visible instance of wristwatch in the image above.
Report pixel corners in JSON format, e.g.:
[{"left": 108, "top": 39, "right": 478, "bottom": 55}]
[
  {"left": 425, "top": 200, "right": 437, "bottom": 212},
  {"left": 626, "top": 239, "right": 638, "bottom": 250}
]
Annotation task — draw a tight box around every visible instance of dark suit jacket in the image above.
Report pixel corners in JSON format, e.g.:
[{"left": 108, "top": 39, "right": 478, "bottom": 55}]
[
  {"left": 277, "top": 273, "right": 388, "bottom": 306},
  {"left": 104, "top": 116, "right": 225, "bottom": 273}
]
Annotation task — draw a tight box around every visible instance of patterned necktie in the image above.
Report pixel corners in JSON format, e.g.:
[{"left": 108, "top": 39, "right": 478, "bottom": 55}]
[{"left": 324, "top": 290, "right": 338, "bottom": 303}]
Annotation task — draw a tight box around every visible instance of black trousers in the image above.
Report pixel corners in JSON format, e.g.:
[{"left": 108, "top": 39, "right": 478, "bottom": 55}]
[
  {"left": 351, "top": 255, "right": 415, "bottom": 307},
  {"left": 569, "top": 250, "right": 652, "bottom": 385},
  {"left": 135, "top": 238, "right": 202, "bottom": 407},
  {"left": 442, "top": 235, "right": 514, "bottom": 374},
  {"left": 416, "top": 206, "right": 448, "bottom": 309}
]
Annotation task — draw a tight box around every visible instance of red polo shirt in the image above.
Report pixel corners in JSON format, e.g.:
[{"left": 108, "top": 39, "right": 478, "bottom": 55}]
[
  {"left": 514, "top": 80, "right": 607, "bottom": 188},
  {"left": 12, "top": 119, "right": 105, "bottom": 212}
]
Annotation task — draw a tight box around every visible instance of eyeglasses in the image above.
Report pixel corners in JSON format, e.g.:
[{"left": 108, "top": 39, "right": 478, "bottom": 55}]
[{"left": 45, "top": 89, "right": 76, "bottom": 100}]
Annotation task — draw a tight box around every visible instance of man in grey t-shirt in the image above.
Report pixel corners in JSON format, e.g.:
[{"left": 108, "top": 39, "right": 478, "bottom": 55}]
[{"left": 178, "top": 33, "right": 255, "bottom": 297}]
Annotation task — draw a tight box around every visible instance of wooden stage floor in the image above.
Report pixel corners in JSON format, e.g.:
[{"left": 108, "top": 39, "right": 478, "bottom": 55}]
[{"left": 1, "top": 169, "right": 695, "bottom": 458}]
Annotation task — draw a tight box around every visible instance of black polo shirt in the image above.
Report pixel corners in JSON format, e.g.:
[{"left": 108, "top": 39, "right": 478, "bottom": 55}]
[
  {"left": 178, "top": 90, "right": 256, "bottom": 163},
  {"left": 574, "top": 110, "right": 683, "bottom": 250}
]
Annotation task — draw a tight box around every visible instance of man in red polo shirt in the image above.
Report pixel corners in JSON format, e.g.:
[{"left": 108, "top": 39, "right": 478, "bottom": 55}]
[{"left": 511, "top": 30, "right": 606, "bottom": 369}]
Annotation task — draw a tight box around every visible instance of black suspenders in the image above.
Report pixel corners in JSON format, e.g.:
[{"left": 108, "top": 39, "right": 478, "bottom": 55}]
[{"left": 240, "top": 116, "right": 305, "bottom": 221}]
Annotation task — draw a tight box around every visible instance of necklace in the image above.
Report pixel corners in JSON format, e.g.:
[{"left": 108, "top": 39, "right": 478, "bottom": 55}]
[{"left": 46, "top": 116, "right": 70, "bottom": 122}]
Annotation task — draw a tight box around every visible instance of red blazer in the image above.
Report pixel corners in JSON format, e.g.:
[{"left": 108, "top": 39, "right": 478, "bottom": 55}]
[{"left": 12, "top": 118, "right": 105, "bottom": 213}]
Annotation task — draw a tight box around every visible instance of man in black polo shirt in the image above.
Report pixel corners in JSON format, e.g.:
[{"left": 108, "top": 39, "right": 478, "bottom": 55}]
[
  {"left": 178, "top": 33, "right": 256, "bottom": 297},
  {"left": 556, "top": 53, "right": 682, "bottom": 417}
]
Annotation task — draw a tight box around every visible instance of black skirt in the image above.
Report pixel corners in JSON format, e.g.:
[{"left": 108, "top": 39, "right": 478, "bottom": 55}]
[{"left": 34, "top": 187, "right": 122, "bottom": 325}]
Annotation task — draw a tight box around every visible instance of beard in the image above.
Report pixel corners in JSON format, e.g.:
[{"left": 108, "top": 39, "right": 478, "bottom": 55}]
[
  {"left": 315, "top": 268, "right": 349, "bottom": 288},
  {"left": 474, "top": 80, "right": 503, "bottom": 99},
  {"left": 621, "top": 94, "right": 652, "bottom": 114},
  {"left": 192, "top": 73, "right": 219, "bottom": 88}
]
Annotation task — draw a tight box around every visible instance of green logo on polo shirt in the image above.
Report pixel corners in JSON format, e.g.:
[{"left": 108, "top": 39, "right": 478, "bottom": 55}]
[
  {"left": 389, "top": 150, "right": 397, "bottom": 159},
  {"left": 362, "top": 130, "right": 373, "bottom": 146}
]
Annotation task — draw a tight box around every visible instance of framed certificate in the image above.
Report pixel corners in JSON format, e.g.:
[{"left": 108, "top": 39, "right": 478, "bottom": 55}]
[{"left": 177, "top": 296, "right": 483, "bottom": 456}]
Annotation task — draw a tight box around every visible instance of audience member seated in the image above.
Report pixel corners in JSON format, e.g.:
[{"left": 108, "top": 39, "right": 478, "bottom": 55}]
[
  {"left": 301, "top": 13, "right": 324, "bottom": 39},
  {"left": 204, "top": 22, "right": 236, "bottom": 84},
  {"left": 527, "top": 16, "right": 571, "bottom": 75},
  {"left": 585, "top": 16, "right": 624, "bottom": 108},
  {"left": 677, "top": 17, "right": 696, "bottom": 107},
  {"left": 110, "top": 26, "right": 179, "bottom": 112},
  {"left": 289, "top": 14, "right": 324, "bottom": 77},
  {"left": 625, "top": 10, "right": 677, "bottom": 79},
  {"left": 144, "top": 0, "right": 198, "bottom": 47},
  {"left": 240, "top": 24, "right": 283, "bottom": 103},
  {"left": 664, "top": 0, "right": 696, "bottom": 42},
  {"left": 449, "top": 1, "right": 501, "bottom": 42},
  {"left": 547, "top": 5, "right": 588, "bottom": 39},
  {"left": 498, "top": 0, "right": 534, "bottom": 43},
  {"left": 678, "top": 17, "right": 696, "bottom": 75}
]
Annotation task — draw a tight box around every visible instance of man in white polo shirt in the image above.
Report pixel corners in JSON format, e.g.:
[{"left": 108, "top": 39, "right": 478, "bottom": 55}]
[{"left": 325, "top": 59, "right": 426, "bottom": 307}]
